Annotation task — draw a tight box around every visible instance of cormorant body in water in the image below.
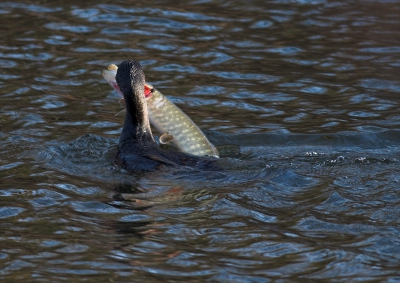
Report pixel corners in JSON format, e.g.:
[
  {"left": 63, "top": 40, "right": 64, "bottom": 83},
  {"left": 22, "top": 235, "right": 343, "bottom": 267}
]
[{"left": 114, "top": 60, "right": 217, "bottom": 172}]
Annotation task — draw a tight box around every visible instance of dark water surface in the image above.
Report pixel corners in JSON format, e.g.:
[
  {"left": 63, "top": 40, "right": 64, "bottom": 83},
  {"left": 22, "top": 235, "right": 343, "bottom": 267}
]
[{"left": 1, "top": 0, "right": 399, "bottom": 282}]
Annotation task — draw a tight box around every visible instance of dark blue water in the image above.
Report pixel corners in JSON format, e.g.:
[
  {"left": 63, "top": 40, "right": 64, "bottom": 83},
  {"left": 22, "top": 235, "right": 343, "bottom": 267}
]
[{"left": 1, "top": 0, "right": 399, "bottom": 282}]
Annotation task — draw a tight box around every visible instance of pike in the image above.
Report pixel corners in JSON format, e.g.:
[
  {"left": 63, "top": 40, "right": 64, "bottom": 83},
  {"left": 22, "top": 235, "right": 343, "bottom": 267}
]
[{"left": 102, "top": 64, "right": 219, "bottom": 158}]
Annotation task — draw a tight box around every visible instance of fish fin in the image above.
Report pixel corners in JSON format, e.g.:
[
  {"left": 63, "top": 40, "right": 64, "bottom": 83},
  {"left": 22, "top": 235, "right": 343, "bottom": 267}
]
[
  {"left": 118, "top": 98, "right": 125, "bottom": 107},
  {"left": 115, "top": 109, "right": 126, "bottom": 116},
  {"left": 159, "top": 133, "right": 174, "bottom": 144}
]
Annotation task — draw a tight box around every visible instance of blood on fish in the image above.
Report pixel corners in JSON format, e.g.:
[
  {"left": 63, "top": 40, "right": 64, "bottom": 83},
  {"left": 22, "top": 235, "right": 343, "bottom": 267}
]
[{"left": 144, "top": 85, "right": 152, "bottom": 98}]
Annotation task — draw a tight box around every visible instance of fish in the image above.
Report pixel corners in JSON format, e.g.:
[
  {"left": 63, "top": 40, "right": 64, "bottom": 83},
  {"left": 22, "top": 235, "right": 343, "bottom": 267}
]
[{"left": 102, "top": 64, "right": 219, "bottom": 158}]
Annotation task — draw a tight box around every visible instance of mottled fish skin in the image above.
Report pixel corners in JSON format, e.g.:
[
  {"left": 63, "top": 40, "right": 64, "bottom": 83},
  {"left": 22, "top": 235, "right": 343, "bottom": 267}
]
[
  {"left": 146, "top": 83, "right": 219, "bottom": 157},
  {"left": 102, "top": 65, "right": 219, "bottom": 157}
]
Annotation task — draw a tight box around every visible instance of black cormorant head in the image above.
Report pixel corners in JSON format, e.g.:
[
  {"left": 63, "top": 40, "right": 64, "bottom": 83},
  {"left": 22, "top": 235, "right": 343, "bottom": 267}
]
[{"left": 116, "top": 60, "right": 145, "bottom": 99}]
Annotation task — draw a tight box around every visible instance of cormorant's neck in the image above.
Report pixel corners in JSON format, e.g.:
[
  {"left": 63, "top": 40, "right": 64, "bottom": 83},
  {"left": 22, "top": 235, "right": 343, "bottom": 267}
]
[{"left": 119, "top": 86, "right": 154, "bottom": 145}]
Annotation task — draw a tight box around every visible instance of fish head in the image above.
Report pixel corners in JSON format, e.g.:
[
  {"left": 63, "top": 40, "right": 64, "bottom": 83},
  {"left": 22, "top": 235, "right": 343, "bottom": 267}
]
[
  {"left": 101, "top": 66, "right": 123, "bottom": 96},
  {"left": 102, "top": 64, "right": 153, "bottom": 99}
]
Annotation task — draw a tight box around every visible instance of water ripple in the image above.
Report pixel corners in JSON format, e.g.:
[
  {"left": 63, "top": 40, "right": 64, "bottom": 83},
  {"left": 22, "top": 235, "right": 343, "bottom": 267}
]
[
  {"left": 0, "top": 2, "right": 62, "bottom": 13},
  {"left": 138, "top": 17, "right": 196, "bottom": 29},
  {"left": 360, "top": 46, "right": 400, "bottom": 53},
  {"left": 45, "top": 22, "right": 95, "bottom": 33},
  {"left": 360, "top": 78, "right": 400, "bottom": 93},
  {"left": 267, "top": 47, "right": 303, "bottom": 54},
  {"left": 0, "top": 52, "right": 53, "bottom": 61},
  {"left": 0, "top": 206, "right": 25, "bottom": 219},
  {"left": 251, "top": 20, "right": 274, "bottom": 28}
]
